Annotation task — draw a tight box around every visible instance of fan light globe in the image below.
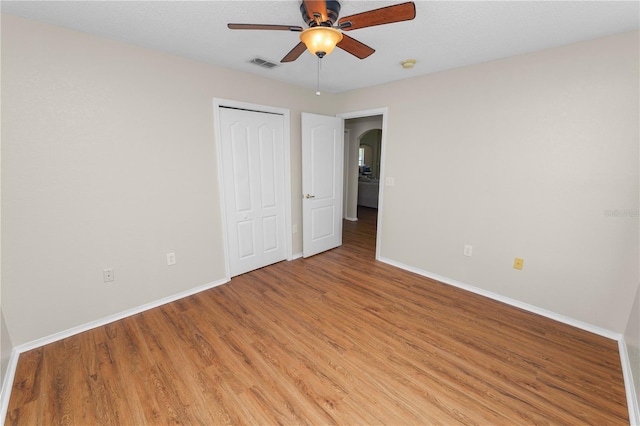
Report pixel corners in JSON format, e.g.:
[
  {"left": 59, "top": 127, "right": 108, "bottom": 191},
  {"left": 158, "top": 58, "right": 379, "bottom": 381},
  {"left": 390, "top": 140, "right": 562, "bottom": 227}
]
[{"left": 300, "top": 27, "right": 343, "bottom": 58}]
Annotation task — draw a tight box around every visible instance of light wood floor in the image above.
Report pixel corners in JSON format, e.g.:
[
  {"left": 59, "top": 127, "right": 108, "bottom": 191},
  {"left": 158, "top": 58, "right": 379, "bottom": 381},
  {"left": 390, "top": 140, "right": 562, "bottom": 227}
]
[{"left": 7, "top": 207, "right": 629, "bottom": 425}]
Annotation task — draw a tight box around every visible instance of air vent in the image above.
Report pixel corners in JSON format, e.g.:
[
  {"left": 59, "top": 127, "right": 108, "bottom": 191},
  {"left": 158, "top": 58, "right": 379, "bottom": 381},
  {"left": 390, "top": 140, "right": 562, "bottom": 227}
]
[{"left": 249, "top": 57, "right": 279, "bottom": 69}]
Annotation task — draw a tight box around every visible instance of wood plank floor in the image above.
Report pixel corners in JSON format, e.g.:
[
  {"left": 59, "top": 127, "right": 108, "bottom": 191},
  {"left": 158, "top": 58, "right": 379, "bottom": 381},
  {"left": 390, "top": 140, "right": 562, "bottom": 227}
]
[{"left": 7, "top": 207, "right": 629, "bottom": 425}]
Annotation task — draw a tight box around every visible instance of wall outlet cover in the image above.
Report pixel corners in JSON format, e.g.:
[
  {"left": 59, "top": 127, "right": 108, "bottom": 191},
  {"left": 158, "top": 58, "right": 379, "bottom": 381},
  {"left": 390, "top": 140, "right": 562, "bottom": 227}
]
[{"left": 513, "top": 257, "right": 524, "bottom": 270}]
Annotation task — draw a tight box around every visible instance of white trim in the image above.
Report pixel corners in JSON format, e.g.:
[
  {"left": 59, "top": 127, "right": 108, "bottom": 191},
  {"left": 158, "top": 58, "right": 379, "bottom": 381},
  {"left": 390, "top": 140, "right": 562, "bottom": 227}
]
[
  {"left": 619, "top": 337, "right": 640, "bottom": 425},
  {"left": 378, "top": 256, "right": 622, "bottom": 340},
  {"left": 342, "top": 128, "right": 351, "bottom": 221},
  {"left": 0, "top": 277, "right": 228, "bottom": 423},
  {"left": 282, "top": 111, "right": 293, "bottom": 261},
  {"left": 212, "top": 102, "right": 232, "bottom": 282},
  {"left": 213, "top": 98, "right": 294, "bottom": 266},
  {"left": 290, "top": 252, "right": 303, "bottom": 260},
  {"left": 2, "top": 264, "right": 636, "bottom": 422},
  {"left": 337, "top": 108, "right": 388, "bottom": 261},
  {"left": 378, "top": 257, "right": 640, "bottom": 426},
  {"left": 345, "top": 217, "right": 358, "bottom": 222},
  {"left": 15, "top": 278, "right": 227, "bottom": 353},
  {"left": 0, "top": 348, "right": 20, "bottom": 425}
]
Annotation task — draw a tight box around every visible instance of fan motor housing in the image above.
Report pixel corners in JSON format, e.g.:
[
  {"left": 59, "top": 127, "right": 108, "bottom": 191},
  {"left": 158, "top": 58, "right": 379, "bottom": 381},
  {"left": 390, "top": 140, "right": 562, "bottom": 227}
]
[{"left": 300, "top": 1, "right": 341, "bottom": 26}]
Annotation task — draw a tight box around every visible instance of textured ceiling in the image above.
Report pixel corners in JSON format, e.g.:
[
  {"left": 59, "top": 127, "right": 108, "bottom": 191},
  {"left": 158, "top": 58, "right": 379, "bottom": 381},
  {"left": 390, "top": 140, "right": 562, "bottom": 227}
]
[{"left": 2, "top": 1, "right": 638, "bottom": 93}]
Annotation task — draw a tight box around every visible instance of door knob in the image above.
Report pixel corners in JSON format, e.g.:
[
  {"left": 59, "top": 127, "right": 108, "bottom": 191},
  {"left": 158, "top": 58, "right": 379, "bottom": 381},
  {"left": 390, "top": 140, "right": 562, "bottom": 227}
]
[{"left": 305, "top": 194, "right": 315, "bottom": 199}]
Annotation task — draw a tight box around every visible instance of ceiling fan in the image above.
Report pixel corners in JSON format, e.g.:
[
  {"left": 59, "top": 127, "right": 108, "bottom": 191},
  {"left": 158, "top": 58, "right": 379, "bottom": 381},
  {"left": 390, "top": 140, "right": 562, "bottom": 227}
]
[{"left": 227, "top": 1, "right": 416, "bottom": 63}]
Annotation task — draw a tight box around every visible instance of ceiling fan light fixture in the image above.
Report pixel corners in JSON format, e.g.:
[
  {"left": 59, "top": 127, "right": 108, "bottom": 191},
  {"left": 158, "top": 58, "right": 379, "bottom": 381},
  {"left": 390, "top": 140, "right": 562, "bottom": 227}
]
[{"left": 300, "top": 26, "right": 343, "bottom": 58}]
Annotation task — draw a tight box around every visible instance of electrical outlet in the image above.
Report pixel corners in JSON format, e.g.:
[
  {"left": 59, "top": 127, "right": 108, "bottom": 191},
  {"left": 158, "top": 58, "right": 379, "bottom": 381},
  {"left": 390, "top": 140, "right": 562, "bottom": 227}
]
[
  {"left": 292, "top": 224, "right": 298, "bottom": 234},
  {"left": 103, "top": 268, "right": 114, "bottom": 283},
  {"left": 464, "top": 245, "right": 473, "bottom": 257},
  {"left": 513, "top": 257, "right": 524, "bottom": 270},
  {"left": 167, "top": 252, "right": 176, "bottom": 266}
]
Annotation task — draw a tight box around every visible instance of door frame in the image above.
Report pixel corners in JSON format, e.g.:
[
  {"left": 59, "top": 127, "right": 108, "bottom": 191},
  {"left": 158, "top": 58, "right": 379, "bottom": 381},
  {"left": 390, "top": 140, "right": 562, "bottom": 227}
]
[
  {"left": 337, "top": 107, "right": 388, "bottom": 261},
  {"left": 213, "top": 98, "right": 293, "bottom": 281}
]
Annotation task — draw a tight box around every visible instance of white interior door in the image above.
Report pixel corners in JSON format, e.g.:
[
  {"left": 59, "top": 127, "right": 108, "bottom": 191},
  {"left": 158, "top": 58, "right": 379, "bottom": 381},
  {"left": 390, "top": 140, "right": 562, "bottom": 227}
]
[
  {"left": 302, "top": 112, "right": 344, "bottom": 258},
  {"left": 219, "top": 107, "right": 286, "bottom": 276}
]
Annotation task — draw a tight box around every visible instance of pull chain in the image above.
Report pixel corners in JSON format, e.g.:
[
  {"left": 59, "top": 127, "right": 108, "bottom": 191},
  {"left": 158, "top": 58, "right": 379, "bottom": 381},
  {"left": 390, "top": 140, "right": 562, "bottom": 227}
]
[{"left": 316, "top": 56, "right": 321, "bottom": 96}]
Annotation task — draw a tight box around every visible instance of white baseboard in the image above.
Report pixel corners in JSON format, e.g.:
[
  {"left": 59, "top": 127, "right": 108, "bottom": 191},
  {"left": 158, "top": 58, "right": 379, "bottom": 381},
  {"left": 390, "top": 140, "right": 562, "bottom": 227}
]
[
  {"left": 0, "top": 348, "right": 20, "bottom": 425},
  {"left": 619, "top": 338, "right": 640, "bottom": 425},
  {"left": 3, "top": 261, "right": 636, "bottom": 424},
  {"left": 345, "top": 216, "right": 358, "bottom": 222},
  {"left": 15, "top": 278, "right": 229, "bottom": 354},
  {"left": 0, "top": 278, "right": 229, "bottom": 422},
  {"left": 291, "top": 252, "right": 303, "bottom": 260},
  {"left": 377, "top": 256, "right": 622, "bottom": 340},
  {"left": 377, "top": 256, "right": 640, "bottom": 423}
]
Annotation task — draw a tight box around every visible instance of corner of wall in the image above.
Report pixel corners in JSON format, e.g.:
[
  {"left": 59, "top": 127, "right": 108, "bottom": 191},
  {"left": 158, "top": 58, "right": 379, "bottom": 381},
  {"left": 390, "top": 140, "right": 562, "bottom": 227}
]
[
  {"left": 623, "top": 283, "right": 640, "bottom": 424},
  {"left": 619, "top": 336, "right": 640, "bottom": 425},
  {"left": 0, "top": 309, "right": 16, "bottom": 424}
]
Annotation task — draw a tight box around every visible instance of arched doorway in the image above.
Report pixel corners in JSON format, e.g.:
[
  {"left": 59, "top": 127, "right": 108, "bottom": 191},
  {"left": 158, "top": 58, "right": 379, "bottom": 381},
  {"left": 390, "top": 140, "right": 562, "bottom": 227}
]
[{"left": 343, "top": 115, "right": 383, "bottom": 221}]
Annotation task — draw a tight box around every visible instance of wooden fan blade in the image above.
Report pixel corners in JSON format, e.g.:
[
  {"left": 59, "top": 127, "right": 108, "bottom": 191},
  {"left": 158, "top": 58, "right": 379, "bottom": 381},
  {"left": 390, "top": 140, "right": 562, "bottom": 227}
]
[
  {"left": 336, "top": 34, "right": 375, "bottom": 59},
  {"left": 303, "top": 0, "right": 329, "bottom": 23},
  {"left": 281, "top": 42, "right": 308, "bottom": 63},
  {"left": 338, "top": 2, "right": 416, "bottom": 31},
  {"left": 227, "top": 23, "right": 303, "bottom": 32}
]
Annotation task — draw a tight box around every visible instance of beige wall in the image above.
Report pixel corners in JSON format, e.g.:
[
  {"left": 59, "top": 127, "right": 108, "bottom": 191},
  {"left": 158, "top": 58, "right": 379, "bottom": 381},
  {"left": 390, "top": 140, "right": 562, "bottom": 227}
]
[
  {"left": 1, "top": 15, "right": 337, "bottom": 346},
  {"left": 0, "top": 17, "right": 6, "bottom": 385},
  {"left": 1, "top": 14, "right": 638, "bottom": 347},
  {"left": 339, "top": 31, "right": 639, "bottom": 333}
]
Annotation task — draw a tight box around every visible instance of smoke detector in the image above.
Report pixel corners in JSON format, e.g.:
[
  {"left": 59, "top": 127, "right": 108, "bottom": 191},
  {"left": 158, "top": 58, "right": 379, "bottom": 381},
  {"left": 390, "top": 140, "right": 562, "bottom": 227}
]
[{"left": 401, "top": 59, "right": 416, "bottom": 69}]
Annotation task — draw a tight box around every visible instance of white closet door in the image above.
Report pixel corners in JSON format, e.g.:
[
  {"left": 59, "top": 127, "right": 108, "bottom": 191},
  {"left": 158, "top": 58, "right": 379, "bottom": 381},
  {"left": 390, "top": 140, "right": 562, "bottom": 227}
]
[{"left": 219, "top": 108, "right": 286, "bottom": 276}]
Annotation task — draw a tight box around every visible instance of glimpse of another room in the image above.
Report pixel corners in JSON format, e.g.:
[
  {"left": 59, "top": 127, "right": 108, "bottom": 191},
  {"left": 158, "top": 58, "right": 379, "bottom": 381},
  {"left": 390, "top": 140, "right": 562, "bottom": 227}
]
[
  {"left": 357, "top": 128, "right": 382, "bottom": 209},
  {"left": 344, "top": 116, "right": 383, "bottom": 221}
]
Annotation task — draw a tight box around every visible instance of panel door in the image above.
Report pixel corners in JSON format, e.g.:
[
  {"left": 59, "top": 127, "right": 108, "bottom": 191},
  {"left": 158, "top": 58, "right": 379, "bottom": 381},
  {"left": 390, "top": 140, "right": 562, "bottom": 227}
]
[
  {"left": 219, "top": 107, "right": 286, "bottom": 276},
  {"left": 302, "top": 112, "right": 344, "bottom": 258}
]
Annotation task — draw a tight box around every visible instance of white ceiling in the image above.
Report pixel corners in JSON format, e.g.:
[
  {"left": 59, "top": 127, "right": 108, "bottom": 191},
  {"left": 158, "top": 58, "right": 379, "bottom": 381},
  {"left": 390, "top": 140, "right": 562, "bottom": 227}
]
[{"left": 2, "top": 1, "right": 638, "bottom": 93}]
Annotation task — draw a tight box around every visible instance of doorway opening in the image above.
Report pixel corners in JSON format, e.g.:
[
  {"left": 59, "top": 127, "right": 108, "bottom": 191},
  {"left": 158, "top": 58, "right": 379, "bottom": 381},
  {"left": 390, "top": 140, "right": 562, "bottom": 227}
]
[
  {"left": 338, "top": 108, "right": 388, "bottom": 260},
  {"left": 344, "top": 116, "right": 383, "bottom": 220}
]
